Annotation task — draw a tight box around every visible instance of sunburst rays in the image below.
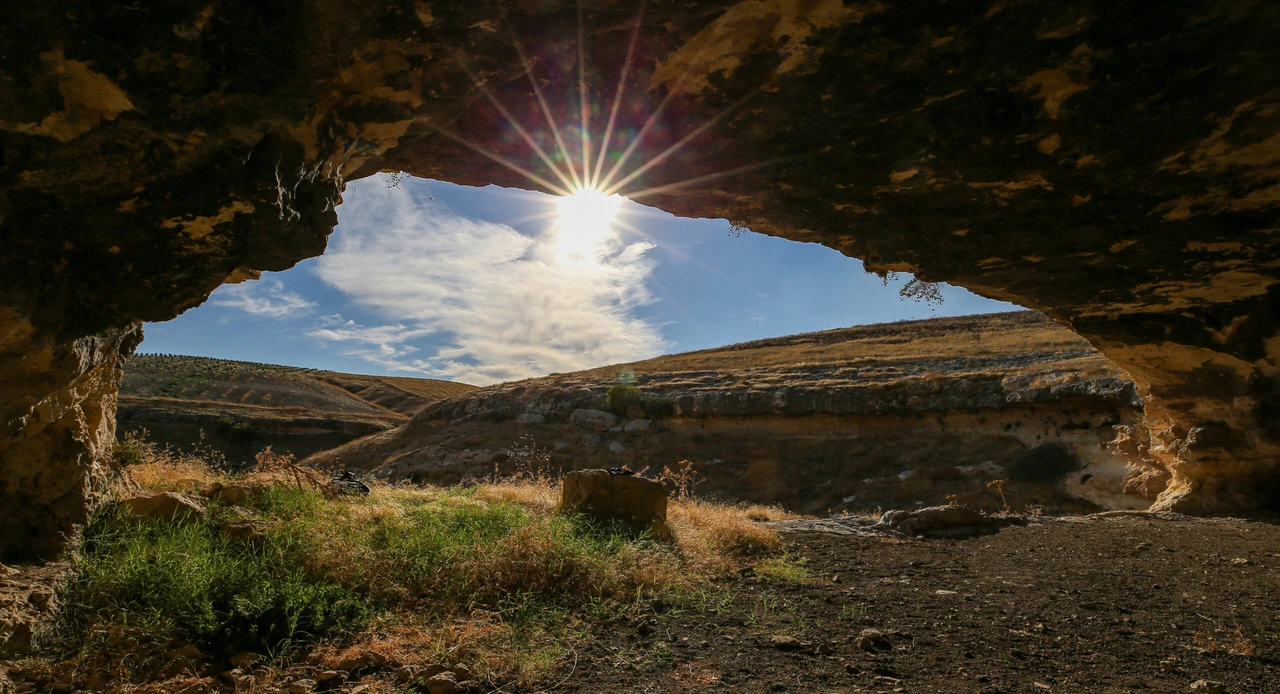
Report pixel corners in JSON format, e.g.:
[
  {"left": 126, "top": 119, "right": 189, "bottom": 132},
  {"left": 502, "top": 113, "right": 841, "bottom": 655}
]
[{"left": 432, "top": 0, "right": 781, "bottom": 215}]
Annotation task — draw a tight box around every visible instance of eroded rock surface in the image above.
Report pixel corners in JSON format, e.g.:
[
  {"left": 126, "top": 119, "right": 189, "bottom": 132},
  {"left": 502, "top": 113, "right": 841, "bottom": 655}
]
[
  {"left": 311, "top": 312, "right": 1154, "bottom": 514},
  {"left": 560, "top": 469, "right": 672, "bottom": 540},
  {"left": 2, "top": 0, "right": 1278, "bottom": 555}
]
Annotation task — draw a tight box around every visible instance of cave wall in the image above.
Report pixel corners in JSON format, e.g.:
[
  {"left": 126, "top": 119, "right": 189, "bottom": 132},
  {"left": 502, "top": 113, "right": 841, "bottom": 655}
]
[{"left": 1, "top": 0, "right": 1278, "bottom": 556}]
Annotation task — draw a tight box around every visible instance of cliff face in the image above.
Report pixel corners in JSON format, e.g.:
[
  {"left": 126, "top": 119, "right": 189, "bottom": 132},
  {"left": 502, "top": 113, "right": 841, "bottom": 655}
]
[
  {"left": 2, "top": 1, "right": 1278, "bottom": 556},
  {"left": 310, "top": 312, "right": 1152, "bottom": 514}
]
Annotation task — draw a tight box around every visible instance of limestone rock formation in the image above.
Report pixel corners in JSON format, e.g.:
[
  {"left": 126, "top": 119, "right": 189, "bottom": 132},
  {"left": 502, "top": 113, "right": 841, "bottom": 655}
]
[
  {"left": 569, "top": 409, "right": 618, "bottom": 431},
  {"left": 2, "top": 0, "right": 1278, "bottom": 555},
  {"left": 120, "top": 491, "right": 206, "bottom": 524},
  {"left": 560, "top": 469, "right": 672, "bottom": 540},
  {"left": 311, "top": 312, "right": 1153, "bottom": 514}
]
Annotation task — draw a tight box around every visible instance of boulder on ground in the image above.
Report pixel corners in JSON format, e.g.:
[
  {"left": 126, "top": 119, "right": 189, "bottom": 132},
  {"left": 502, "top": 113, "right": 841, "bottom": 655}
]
[
  {"left": 334, "top": 648, "right": 388, "bottom": 672},
  {"left": 569, "top": 409, "right": 618, "bottom": 431},
  {"left": 608, "top": 441, "right": 625, "bottom": 455},
  {"left": 120, "top": 492, "right": 205, "bottom": 524},
  {"left": 515, "top": 413, "right": 545, "bottom": 425},
  {"left": 877, "top": 505, "right": 1021, "bottom": 539},
  {"left": 424, "top": 671, "right": 458, "bottom": 694},
  {"left": 560, "top": 470, "right": 673, "bottom": 541},
  {"left": 203, "top": 482, "right": 264, "bottom": 505},
  {"left": 624, "top": 419, "right": 655, "bottom": 433}
]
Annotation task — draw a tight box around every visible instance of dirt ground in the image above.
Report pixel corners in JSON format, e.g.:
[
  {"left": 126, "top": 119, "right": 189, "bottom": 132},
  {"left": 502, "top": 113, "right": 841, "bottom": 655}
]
[{"left": 564, "top": 515, "right": 1280, "bottom": 694}]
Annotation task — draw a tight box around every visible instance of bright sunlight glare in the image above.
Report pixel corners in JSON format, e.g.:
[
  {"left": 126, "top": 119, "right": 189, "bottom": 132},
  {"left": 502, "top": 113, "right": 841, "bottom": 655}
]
[{"left": 554, "top": 187, "right": 624, "bottom": 261}]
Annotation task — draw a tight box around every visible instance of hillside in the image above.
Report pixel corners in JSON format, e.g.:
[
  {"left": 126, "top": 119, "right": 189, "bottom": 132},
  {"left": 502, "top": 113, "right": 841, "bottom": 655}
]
[
  {"left": 117, "top": 355, "right": 476, "bottom": 464},
  {"left": 309, "top": 311, "right": 1155, "bottom": 515}
]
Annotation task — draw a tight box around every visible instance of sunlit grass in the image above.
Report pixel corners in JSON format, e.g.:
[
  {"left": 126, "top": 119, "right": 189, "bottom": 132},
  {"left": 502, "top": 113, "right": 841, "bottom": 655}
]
[{"left": 35, "top": 437, "right": 794, "bottom": 689}]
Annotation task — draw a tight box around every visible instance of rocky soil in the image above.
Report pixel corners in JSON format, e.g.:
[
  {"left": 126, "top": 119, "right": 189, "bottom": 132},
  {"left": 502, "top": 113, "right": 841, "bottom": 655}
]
[
  {"left": 9, "top": 512, "right": 1271, "bottom": 693},
  {"left": 565, "top": 513, "right": 1280, "bottom": 694},
  {"left": 311, "top": 312, "right": 1156, "bottom": 515}
]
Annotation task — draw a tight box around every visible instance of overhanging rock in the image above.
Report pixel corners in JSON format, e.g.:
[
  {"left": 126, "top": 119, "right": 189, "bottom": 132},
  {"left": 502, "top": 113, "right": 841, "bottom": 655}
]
[{"left": 1, "top": 0, "right": 1278, "bottom": 557}]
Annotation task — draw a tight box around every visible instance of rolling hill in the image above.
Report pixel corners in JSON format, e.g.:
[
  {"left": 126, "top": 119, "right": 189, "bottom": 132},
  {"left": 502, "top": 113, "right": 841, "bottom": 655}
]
[{"left": 117, "top": 355, "right": 476, "bottom": 464}]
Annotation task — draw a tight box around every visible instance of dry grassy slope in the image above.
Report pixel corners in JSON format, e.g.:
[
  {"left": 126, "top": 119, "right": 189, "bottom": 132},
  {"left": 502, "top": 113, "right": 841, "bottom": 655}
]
[
  {"left": 117, "top": 355, "right": 476, "bottom": 464},
  {"left": 311, "top": 311, "right": 1149, "bottom": 515}
]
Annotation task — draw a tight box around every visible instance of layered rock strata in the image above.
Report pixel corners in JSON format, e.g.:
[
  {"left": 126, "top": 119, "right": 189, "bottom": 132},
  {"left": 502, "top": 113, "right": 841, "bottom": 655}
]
[
  {"left": 2, "top": 0, "right": 1279, "bottom": 555},
  {"left": 310, "top": 313, "right": 1155, "bottom": 514}
]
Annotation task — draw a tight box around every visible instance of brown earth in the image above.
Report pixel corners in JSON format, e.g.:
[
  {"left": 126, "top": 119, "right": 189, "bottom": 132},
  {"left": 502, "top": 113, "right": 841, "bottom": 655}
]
[
  {"left": 310, "top": 312, "right": 1153, "bottom": 515},
  {"left": 116, "top": 354, "right": 476, "bottom": 465},
  {"left": 563, "top": 514, "right": 1280, "bottom": 694},
  {"left": 2, "top": 0, "right": 1279, "bottom": 558}
]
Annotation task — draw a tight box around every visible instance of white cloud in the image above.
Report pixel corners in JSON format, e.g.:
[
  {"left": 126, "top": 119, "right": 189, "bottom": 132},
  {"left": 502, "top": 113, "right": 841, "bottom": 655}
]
[
  {"left": 211, "top": 278, "right": 315, "bottom": 318},
  {"left": 311, "top": 175, "right": 667, "bottom": 385}
]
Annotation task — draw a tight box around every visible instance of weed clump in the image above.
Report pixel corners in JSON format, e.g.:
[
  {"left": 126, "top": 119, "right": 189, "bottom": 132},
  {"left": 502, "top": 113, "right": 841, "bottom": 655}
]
[
  {"left": 606, "top": 384, "right": 644, "bottom": 416},
  {"left": 58, "top": 508, "right": 371, "bottom": 655}
]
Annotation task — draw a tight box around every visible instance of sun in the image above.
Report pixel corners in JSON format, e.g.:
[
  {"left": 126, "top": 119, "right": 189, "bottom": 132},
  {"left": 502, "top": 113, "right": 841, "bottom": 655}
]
[{"left": 554, "top": 187, "right": 624, "bottom": 261}]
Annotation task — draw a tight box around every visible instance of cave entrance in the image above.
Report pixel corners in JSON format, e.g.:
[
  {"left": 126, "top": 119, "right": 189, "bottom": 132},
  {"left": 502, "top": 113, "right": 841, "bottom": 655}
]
[{"left": 143, "top": 174, "right": 1020, "bottom": 385}]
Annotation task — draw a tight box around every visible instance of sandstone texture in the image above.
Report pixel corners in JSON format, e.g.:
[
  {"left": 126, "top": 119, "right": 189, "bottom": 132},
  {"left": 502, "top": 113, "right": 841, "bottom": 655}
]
[
  {"left": 560, "top": 469, "right": 672, "bottom": 540},
  {"left": 312, "top": 313, "right": 1155, "bottom": 514},
  {"left": 119, "top": 491, "right": 206, "bottom": 524},
  {"left": 2, "top": 0, "right": 1279, "bottom": 555}
]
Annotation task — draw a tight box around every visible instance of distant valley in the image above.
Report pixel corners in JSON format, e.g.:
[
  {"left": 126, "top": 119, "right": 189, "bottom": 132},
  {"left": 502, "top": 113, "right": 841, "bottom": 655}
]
[{"left": 117, "top": 355, "right": 477, "bottom": 463}]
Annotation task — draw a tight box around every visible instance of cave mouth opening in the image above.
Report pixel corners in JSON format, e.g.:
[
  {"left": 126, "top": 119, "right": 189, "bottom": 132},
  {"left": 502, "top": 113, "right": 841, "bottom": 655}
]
[{"left": 140, "top": 172, "right": 1023, "bottom": 385}]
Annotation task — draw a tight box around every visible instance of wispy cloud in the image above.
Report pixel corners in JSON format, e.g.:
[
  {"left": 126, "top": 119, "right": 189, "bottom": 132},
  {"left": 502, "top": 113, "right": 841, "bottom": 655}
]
[
  {"left": 311, "top": 176, "right": 667, "bottom": 385},
  {"left": 211, "top": 278, "right": 315, "bottom": 318}
]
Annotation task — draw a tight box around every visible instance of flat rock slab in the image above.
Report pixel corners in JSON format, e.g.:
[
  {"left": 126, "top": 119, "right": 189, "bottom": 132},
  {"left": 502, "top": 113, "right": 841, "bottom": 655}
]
[{"left": 120, "top": 492, "right": 206, "bottom": 524}]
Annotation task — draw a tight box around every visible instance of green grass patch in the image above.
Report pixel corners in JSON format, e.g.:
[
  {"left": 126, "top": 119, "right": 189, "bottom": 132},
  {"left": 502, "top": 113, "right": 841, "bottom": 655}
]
[
  {"left": 53, "top": 484, "right": 684, "bottom": 666},
  {"left": 753, "top": 553, "right": 814, "bottom": 584},
  {"left": 56, "top": 505, "right": 371, "bottom": 656}
]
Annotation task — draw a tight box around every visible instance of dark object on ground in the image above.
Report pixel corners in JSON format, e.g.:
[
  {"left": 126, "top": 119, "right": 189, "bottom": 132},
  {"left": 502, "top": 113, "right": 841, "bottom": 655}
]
[
  {"left": 560, "top": 469, "right": 672, "bottom": 541},
  {"left": 877, "top": 505, "right": 1024, "bottom": 539},
  {"left": 607, "top": 467, "right": 634, "bottom": 476},
  {"left": 331, "top": 471, "right": 370, "bottom": 496},
  {"left": 1006, "top": 443, "right": 1080, "bottom": 483}
]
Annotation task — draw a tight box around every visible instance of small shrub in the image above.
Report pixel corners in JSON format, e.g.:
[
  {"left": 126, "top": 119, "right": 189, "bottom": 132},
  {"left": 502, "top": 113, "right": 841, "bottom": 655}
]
[
  {"left": 654, "top": 460, "right": 703, "bottom": 501},
  {"left": 606, "top": 385, "right": 643, "bottom": 417}
]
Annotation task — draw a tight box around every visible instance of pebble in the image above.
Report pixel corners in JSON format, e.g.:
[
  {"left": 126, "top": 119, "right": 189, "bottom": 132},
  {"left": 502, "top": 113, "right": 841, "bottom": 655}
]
[
  {"left": 287, "top": 679, "right": 316, "bottom": 694},
  {"left": 769, "top": 634, "right": 802, "bottom": 650},
  {"left": 1190, "top": 681, "right": 1225, "bottom": 694},
  {"left": 855, "top": 628, "right": 891, "bottom": 651},
  {"left": 424, "top": 671, "right": 459, "bottom": 694}
]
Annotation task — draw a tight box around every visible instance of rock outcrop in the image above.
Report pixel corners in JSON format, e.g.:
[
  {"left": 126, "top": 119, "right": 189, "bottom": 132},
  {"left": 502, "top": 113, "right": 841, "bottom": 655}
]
[
  {"left": 2, "top": 1, "right": 1278, "bottom": 555},
  {"left": 311, "top": 313, "right": 1155, "bottom": 514},
  {"left": 560, "top": 469, "right": 672, "bottom": 541}
]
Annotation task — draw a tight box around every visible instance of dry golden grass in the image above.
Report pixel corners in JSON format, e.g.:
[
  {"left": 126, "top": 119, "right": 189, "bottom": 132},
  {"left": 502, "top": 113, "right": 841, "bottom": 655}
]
[
  {"left": 79, "top": 439, "right": 796, "bottom": 689},
  {"left": 115, "top": 430, "right": 222, "bottom": 494},
  {"left": 572, "top": 311, "right": 1101, "bottom": 379}
]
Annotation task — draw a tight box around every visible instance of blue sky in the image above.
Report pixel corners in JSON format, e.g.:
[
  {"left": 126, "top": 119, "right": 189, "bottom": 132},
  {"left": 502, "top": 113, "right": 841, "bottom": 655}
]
[{"left": 141, "top": 175, "right": 1019, "bottom": 385}]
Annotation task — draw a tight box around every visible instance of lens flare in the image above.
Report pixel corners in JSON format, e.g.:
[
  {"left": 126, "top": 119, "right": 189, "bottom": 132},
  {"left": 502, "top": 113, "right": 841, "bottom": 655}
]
[{"left": 555, "top": 187, "right": 624, "bottom": 261}]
